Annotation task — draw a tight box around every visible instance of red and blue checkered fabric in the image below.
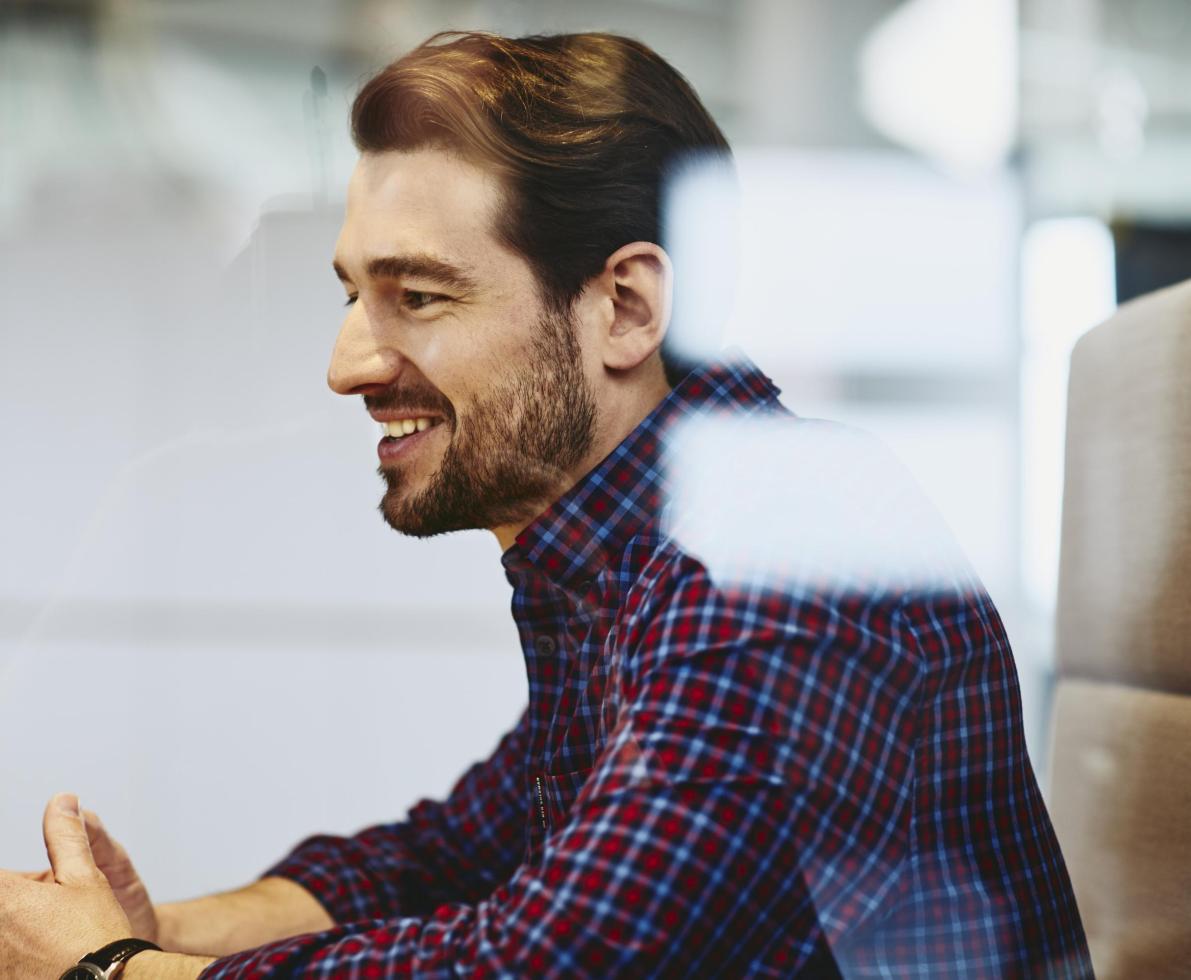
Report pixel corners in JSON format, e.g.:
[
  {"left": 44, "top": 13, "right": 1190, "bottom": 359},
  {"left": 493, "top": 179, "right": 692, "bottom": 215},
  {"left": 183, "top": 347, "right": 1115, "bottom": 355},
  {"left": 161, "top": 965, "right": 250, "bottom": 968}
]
[{"left": 201, "top": 354, "right": 1092, "bottom": 978}]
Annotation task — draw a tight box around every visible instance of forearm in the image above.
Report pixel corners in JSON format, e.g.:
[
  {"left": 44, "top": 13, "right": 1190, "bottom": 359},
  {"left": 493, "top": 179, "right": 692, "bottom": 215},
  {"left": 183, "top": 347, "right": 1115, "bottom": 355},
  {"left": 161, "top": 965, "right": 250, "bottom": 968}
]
[
  {"left": 156, "top": 876, "right": 334, "bottom": 956},
  {"left": 122, "top": 951, "right": 217, "bottom": 980}
]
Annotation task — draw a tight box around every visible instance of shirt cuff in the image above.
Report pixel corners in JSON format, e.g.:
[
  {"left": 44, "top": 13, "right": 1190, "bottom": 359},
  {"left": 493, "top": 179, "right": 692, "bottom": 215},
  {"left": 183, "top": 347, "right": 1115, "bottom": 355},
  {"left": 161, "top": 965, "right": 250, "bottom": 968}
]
[{"left": 260, "top": 835, "right": 390, "bottom": 925}]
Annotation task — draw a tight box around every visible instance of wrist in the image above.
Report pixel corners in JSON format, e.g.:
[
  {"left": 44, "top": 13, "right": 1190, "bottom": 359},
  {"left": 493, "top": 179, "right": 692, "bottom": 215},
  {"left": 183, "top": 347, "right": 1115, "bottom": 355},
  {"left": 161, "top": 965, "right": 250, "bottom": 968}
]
[
  {"left": 153, "top": 902, "right": 179, "bottom": 949},
  {"left": 59, "top": 939, "right": 163, "bottom": 980},
  {"left": 119, "top": 950, "right": 217, "bottom": 980}
]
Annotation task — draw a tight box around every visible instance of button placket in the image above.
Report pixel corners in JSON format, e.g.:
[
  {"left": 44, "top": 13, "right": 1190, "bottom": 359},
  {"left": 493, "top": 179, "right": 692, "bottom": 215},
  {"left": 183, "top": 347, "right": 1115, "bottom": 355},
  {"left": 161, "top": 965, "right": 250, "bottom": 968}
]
[{"left": 533, "top": 774, "right": 549, "bottom": 831}]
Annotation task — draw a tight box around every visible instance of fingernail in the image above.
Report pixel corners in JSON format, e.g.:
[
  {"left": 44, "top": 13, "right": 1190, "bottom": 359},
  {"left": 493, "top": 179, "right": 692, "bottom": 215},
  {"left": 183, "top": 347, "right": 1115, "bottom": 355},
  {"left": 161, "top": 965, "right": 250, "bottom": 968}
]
[{"left": 55, "top": 793, "right": 80, "bottom": 816}]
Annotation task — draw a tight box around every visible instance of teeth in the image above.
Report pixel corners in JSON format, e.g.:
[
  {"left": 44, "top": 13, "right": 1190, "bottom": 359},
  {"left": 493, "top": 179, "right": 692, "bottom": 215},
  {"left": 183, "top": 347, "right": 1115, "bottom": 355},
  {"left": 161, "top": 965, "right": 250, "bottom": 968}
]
[{"left": 382, "top": 417, "right": 437, "bottom": 439}]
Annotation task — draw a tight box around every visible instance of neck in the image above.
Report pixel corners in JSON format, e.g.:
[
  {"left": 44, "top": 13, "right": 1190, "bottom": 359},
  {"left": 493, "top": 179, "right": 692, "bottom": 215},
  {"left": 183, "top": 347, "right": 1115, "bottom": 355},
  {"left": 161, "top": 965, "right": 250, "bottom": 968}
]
[{"left": 491, "top": 371, "right": 673, "bottom": 553}]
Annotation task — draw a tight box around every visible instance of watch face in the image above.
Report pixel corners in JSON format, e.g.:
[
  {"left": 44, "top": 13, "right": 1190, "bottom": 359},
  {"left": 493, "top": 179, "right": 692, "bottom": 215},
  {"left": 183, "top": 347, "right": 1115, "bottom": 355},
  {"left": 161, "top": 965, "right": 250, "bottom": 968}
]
[{"left": 59, "top": 966, "right": 106, "bottom": 980}]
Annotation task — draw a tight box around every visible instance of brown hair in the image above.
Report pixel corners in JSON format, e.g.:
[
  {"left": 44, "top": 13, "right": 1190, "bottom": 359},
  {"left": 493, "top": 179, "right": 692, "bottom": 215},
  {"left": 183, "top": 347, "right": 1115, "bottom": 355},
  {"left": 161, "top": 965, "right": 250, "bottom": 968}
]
[{"left": 351, "top": 31, "right": 732, "bottom": 385}]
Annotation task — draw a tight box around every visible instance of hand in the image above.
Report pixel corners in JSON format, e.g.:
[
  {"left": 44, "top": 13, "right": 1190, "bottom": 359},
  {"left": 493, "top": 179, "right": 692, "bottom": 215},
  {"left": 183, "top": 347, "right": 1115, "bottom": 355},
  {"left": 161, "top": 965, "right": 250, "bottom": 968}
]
[
  {"left": 0, "top": 794, "right": 131, "bottom": 979},
  {"left": 82, "top": 809, "right": 159, "bottom": 944},
  {"left": 15, "top": 810, "right": 159, "bottom": 944}
]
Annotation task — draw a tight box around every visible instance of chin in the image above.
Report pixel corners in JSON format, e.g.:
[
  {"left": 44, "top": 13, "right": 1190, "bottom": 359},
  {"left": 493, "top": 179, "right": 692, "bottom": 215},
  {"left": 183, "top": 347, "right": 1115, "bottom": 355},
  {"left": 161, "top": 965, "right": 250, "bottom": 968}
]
[
  {"left": 380, "top": 489, "right": 425, "bottom": 535},
  {"left": 378, "top": 488, "right": 461, "bottom": 538}
]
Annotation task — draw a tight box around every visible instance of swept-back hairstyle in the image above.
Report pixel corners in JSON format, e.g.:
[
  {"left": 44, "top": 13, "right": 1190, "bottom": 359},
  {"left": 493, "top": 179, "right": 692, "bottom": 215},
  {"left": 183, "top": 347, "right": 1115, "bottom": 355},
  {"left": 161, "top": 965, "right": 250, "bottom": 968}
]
[{"left": 351, "top": 31, "right": 732, "bottom": 385}]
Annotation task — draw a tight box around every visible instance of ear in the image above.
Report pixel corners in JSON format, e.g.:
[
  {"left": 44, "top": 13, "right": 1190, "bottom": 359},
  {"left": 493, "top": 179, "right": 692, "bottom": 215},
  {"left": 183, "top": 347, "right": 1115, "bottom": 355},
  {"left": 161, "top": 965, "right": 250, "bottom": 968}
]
[{"left": 584, "top": 242, "right": 673, "bottom": 373}]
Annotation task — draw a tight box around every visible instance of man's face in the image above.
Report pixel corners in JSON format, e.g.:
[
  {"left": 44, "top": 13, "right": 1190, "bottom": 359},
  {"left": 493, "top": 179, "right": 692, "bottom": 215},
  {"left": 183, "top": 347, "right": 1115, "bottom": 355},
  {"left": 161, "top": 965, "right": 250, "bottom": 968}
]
[{"left": 328, "top": 148, "right": 598, "bottom": 539}]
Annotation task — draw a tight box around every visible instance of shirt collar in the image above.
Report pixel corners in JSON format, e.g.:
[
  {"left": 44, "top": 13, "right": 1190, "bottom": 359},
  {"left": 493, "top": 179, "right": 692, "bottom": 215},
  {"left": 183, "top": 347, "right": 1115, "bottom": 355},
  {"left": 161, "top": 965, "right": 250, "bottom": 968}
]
[{"left": 501, "top": 349, "right": 782, "bottom": 589}]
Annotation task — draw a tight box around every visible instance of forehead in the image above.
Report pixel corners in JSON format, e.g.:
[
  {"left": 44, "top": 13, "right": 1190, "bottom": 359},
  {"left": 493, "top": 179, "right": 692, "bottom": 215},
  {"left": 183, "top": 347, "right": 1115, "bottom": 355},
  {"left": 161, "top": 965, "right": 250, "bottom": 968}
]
[{"left": 337, "top": 148, "right": 511, "bottom": 277}]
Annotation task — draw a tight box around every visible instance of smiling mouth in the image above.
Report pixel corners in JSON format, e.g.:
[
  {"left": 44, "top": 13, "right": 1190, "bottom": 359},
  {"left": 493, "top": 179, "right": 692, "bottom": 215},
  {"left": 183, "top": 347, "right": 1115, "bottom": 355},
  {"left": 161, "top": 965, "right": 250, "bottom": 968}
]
[
  {"left": 378, "top": 416, "right": 446, "bottom": 439},
  {"left": 376, "top": 416, "right": 447, "bottom": 464}
]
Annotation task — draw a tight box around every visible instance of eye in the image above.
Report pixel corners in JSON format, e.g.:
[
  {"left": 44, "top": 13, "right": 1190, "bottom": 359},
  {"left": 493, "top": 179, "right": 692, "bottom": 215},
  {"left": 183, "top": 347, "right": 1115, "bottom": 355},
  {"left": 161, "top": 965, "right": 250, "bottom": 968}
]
[
  {"left": 405, "top": 290, "right": 446, "bottom": 311},
  {"left": 344, "top": 295, "right": 358, "bottom": 307}
]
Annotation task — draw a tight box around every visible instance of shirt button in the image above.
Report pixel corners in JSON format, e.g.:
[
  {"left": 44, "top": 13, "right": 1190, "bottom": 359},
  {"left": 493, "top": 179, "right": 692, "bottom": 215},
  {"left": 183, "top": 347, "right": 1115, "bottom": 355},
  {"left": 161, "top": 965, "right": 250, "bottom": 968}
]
[{"left": 534, "top": 635, "right": 557, "bottom": 656}]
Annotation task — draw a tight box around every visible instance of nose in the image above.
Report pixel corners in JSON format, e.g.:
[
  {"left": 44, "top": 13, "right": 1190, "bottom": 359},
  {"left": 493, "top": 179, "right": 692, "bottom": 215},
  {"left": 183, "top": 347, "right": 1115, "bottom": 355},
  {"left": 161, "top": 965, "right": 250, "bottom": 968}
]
[{"left": 327, "top": 300, "right": 402, "bottom": 396}]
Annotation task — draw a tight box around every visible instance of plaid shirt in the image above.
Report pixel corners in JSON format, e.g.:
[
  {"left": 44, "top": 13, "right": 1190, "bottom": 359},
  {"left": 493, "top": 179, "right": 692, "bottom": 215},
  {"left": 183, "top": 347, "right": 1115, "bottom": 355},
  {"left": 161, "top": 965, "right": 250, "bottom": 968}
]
[{"left": 201, "top": 354, "right": 1092, "bottom": 978}]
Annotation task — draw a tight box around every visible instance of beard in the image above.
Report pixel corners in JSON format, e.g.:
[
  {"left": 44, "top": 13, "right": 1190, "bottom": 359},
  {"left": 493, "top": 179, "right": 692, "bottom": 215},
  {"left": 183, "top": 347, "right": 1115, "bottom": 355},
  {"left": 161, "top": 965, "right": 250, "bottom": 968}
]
[{"left": 372, "top": 308, "right": 598, "bottom": 538}]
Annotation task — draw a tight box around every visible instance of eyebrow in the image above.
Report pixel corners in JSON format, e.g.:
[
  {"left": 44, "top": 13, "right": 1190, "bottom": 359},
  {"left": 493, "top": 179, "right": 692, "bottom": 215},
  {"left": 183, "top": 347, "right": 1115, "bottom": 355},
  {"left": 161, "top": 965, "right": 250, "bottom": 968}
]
[{"left": 332, "top": 253, "right": 478, "bottom": 293}]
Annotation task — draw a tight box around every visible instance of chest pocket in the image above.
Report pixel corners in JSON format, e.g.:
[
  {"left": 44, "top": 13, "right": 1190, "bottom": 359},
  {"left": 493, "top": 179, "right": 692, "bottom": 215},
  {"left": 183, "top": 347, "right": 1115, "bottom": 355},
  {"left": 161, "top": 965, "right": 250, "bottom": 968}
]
[{"left": 534, "top": 766, "right": 595, "bottom": 833}]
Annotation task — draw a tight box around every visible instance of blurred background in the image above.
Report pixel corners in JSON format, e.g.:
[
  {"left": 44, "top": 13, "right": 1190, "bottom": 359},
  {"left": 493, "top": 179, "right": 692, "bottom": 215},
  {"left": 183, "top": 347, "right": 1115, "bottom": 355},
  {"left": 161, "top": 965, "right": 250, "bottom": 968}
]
[{"left": 2, "top": 0, "right": 1189, "bottom": 908}]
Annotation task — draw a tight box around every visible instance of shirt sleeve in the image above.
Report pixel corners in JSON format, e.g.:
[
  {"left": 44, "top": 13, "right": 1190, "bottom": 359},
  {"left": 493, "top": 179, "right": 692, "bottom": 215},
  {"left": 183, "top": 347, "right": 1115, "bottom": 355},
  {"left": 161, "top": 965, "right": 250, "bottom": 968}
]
[
  {"left": 199, "top": 556, "right": 924, "bottom": 978},
  {"left": 260, "top": 709, "right": 531, "bottom": 924}
]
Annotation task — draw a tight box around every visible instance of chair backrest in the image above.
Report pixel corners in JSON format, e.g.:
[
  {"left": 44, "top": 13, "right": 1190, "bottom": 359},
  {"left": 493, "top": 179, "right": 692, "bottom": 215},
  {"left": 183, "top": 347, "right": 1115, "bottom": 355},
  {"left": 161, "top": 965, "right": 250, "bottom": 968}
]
[{"left": 1049, "top": 277, "right": 1191, "bottom": 978}]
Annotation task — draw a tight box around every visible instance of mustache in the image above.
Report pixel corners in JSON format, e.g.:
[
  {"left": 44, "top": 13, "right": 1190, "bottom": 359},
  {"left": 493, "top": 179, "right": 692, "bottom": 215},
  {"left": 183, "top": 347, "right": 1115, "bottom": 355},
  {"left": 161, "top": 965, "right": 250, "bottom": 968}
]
[{"left": 364, "top": 386, "right": 455, "bottom": 421}]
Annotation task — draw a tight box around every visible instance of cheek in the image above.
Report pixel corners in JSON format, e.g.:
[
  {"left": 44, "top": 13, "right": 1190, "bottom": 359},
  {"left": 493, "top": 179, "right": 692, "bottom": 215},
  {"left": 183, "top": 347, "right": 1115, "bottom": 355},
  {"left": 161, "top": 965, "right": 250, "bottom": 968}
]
[{"left": 437, "top": 323, "right": 533, "bottom": 392}]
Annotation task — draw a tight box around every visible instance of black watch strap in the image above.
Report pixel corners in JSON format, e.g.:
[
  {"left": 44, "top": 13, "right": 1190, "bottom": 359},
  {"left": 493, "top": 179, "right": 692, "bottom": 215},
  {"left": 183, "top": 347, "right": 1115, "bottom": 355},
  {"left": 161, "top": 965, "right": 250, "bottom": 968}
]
[{"left": 80, "top": 937, "right": 162, "bottom": 976}]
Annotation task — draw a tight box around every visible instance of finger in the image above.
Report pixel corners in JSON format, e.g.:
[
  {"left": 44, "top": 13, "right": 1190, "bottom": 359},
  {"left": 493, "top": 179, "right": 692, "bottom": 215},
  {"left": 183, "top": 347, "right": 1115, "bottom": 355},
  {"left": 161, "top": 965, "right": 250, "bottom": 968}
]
[
  {"left": 43, "top": 792, "right": 102, "bottom": 886},
  {"left": 83, "top": 810, "right": 139, "bottom": 888}
]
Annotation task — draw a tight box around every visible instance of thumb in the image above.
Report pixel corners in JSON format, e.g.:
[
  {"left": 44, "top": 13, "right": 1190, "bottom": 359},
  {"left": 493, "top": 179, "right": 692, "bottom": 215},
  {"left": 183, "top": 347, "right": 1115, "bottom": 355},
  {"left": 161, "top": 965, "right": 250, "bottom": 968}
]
[{"left": 43, "top": 792, "right": 102, "bottom": 886}]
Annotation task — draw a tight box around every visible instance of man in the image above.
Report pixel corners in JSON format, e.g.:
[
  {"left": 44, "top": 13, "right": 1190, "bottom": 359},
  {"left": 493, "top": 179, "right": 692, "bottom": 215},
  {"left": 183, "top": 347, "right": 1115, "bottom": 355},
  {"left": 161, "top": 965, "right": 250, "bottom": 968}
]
[{"left": 2, "top": 31, "right": 1092, "bottom": 978}]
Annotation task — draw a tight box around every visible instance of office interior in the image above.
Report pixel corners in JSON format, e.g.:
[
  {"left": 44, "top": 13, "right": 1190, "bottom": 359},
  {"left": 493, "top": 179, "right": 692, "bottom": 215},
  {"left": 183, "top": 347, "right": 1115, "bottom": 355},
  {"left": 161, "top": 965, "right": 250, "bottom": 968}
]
[{"left": 2, "top": 1, "right": 1189, "bottom": 974}]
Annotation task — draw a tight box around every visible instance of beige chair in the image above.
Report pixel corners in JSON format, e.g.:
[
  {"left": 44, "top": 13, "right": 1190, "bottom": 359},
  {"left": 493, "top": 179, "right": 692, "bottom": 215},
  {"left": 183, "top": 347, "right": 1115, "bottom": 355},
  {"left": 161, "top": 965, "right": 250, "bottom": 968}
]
[{"left": 1049, "top": 277, "right": 1191, "bottom": 978}]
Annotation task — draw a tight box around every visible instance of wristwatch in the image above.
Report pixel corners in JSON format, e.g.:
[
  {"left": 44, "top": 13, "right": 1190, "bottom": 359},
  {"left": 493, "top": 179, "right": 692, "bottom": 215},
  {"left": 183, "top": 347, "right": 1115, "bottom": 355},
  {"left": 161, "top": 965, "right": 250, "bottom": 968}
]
[{"left": 58, "top": 938, "right": 162, "bottom": 979}]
